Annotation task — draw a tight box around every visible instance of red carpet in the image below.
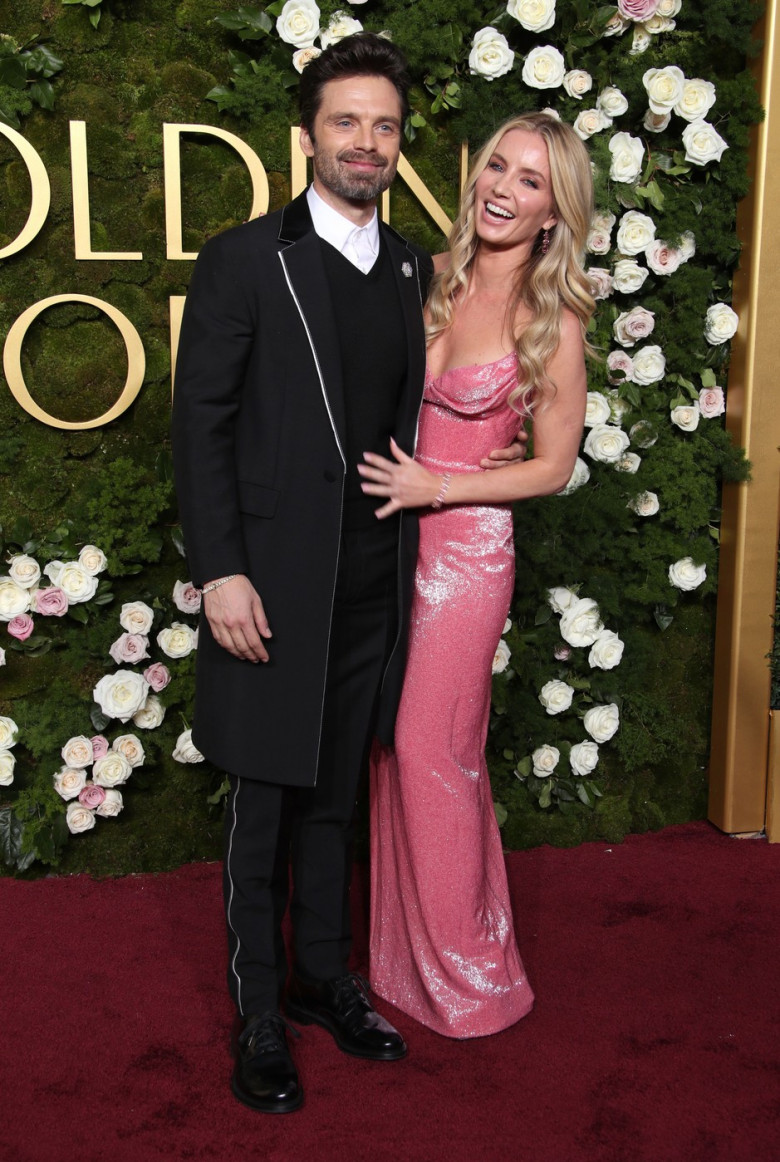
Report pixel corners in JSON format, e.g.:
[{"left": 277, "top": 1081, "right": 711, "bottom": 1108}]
[{"left": 2, "top": 822, "right": 779, "bottom": 1162}]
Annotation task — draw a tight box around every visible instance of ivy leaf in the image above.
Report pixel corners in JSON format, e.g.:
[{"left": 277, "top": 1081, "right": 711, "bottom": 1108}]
[
  {"left": 66, "top": 604, "right": 89, "bottom": 625},
  {"left": 538, "top": 779, "right": 553, "bottom": 809},
  {"left": 90, "top": 702, "right": 111, "bottom": 732},
  {"left": 534, "top": 604, "right": 552, "bottom": 626},
  {"left": 0, "top": 57, "right": 27, "bottom": 89},
  {"left": 493, "top": 801, "right": 508, "bottom": 828},
  {"left": 515, "top": 756, "right": 532, "bottom": 779},
  {"left": 654, "top": 605, "right": 674, "bottom": 631},
  {"left": 576, "top": 783, "right": 594, "bottom": 807},
  {"left": 171, "top": 526, "right": 187, "bottom": 558},
  {"left": 207, "top": 777, "right": 230, "bottom": 806},
  {"left": 29, "top": 79, "right": 55, "bottom": 110},
  {"left": 0, "top": 808, "right": 25, "bottom": 867},
  {"left": 700, "top": 367, "right": 717, "bottom": 387}
]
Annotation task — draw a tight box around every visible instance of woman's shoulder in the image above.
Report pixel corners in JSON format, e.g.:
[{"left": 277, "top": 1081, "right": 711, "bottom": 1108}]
[{"left": 432, "top": 251, "right": 450, "bottom": 275}]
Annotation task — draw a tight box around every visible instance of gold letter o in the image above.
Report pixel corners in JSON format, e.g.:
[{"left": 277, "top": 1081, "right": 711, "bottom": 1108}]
[{"left": 3, "top": 294, "right": 146, "bottom": 430}]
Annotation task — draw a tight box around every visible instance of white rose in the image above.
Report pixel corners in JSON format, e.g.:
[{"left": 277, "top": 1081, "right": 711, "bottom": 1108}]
[
  {"left": 644, "top": 13, "right": 676, "bottom": 33},
  {"left": 292, "top": 47, "right": 321, "bottom": 72},
  {"left": 119, "top": 601, "right": 154, "bottom": 635},
  {"left": 560, "top": 597, "right": 603, "bottom": 647},
  {"left": 645, "top": 240, "right": 683, "bottom": 276},
  {"left": 276, "top": 0, "right": 320, "bottom": 48},
  {"left": 96, "top": 788, "right": 124, "bottom": 817},
  {"left": 66, "top": 801, "right": 96, "bottom": 834},
  {"left": 0, "top": 750, "right": 15, "bottom": 786},
  {"left": 78, "top": 545, "right": 107, "bottom": 575},
  {"left": 172, "top": 729, "right": 206, "bottom": 764},
  {"left": 112, "top": 733, "right": 145, "bottom": 767},
  {"left": 597, "top": 86, "right": 628, "bottom": 117},
  {"left": 613, "top": 307, "right": 655, "bottom": 347},
  {"left": 607, "top": 390, "right": 632, "bottom": 426},
  {"left": 629, "top": 420, "right": 658, "bottom": 447},
  {"left": 603, "top": 13, "right": 630, "bottom": 36},
  {"left": 92, "top": 751, "right": 133, "bottom": 787},
  {"left": 50, "top": 562, "right": 98, "bottom": 605},
  {"left": 532, "top": 744, "right": 560, "bottom": 778},
  {"left": 570, "top": 740, "right": 600, "bottom": 776},
  {"left": 643, "top": 65, "right": 685, "bottom": 113},
  {"left": 674, "top": 78, "right": 716, "bottom": 122},
  {"left": 563, "top": 69, "right": 592, "bottom": 99},
  {"left": 61, "top": 735, "right": 94, "bottom": 769},
  {"left": 522, "top": 45, "right": 565, "bottom": 89},
  {"left": 608, "top": 132, "right": 645, "bottom": 183},
  {"left": 682, "top": 119, "right": 728, "bottom": 166},
  {"left": 704, "top": 303, "right": 739, "bottom": 344},
  {"left": 507, "top": 0, "right": 556, "bottom": 33},
  {"left": 630, "top": 26, "right": 652, "bottom": 54},
  {"left": 157, "top": 622, "right": 198, "bottom": 659},
  {"left": 631, "top": 345, "right": 666, "bottom": 385},
  {"left": 503, "top": 617, "right": 512, "bottom": 635},
  {"left": 669, "top": 557, "right": 707, "bottom": 591},
  {"left": 575, "top": 107, "right": 612, "bottom": 141},
  {"left": 643, "top": 109, "right": 671, "bottom": 133},
  {"left": 616, "top": 452, "right": 642, "bottom": 474},
  {"left": 560, "top": 457, "right": 590, "bottom": 494},
  {"left": 586, "top": 211, "right": 615, "bottom": 254},
  {"left": 0, "top": 715, "right": 19, "bottom": 750},
  {"left": 93, "top": 670, "right": 150, "bottom": 723},
  {"left": 679, "top": 231, "right": 696, "bottom": 260},
  {"left": 538, "top": 679, "right": 575, "bottom": 715},
  {"left": 8, "top": 554, "right": 41, "bottom": 589},
  {"left": 54, "top": 765, "right": 87, "bottom": 800},
  {"left": 0, "top": 646, "right": 6, "bottom": 666},
  {"left": 583, "top": 424, "right": 631, "bottom": 464},
  {"left": 588, "top": 629, "right": 625, "bottom": 670},
  {"left": 628, "top": 490, "right": 660, "bottom": 516},
  {"left": 585, "top": 392, "right": 613, "bottom": 427},
  {"left": 0, "top": 577, "right": 31, "bottom": 622},
  {"left": 583, "top": 703, "right": 620, "bottom": 743},
  {"left": 671, "top": 403, "right": 700, "bottom": 432},
  {"left": 320, "top": 11, "right": 362, "bottom": 48},
  {"left": 132, "top": 695, "right": 166, "bottom": 730},
  {"left": 657, "top": 0, "right": 681, "bottom": 14},
  {"left": 615, "top": 210, "right": 655, "bottom": 255},
  {"left": 469, "top": 27, "right": 515, "bottom": 81},
  {"left": 492, "top": 639, "right": 511, "bottom": 674},
  {"left": 607, "top": 350, "right": 634, "bottom": 384},
  {"left": 588, "top": 268, "right": 614, "bottom": 299},
  {"left": 548, "top": 586, "right": 579, "bottom": 614},
  {"left": 612, "top": 259, "right": 649, "bottom": 293}
]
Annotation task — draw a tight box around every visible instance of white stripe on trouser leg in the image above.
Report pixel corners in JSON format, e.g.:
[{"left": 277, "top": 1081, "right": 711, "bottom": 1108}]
[{"left": 226, "top": 775, "right": 244, "bottom": 1015}]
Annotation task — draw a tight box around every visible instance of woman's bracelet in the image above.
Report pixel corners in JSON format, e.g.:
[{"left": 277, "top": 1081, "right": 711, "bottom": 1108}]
[
  {"left": 201, "top": 574, "right": 238, "bottom": 595},
  {"left": 431, "top": 473, "right": 452, "bottom": 510}
]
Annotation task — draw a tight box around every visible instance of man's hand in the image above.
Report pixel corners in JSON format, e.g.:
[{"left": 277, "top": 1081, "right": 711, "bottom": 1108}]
[
  {"left": 202, "top": 574, "right": 272, "bottom": 663},
  {"left": 481, "top": 424, "right": 529, "bottom": 470}
]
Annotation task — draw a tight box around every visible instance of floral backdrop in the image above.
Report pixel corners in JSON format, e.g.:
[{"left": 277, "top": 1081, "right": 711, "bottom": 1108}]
[{"left": 0, "top": 0, "right": 759, "bottom": 873}]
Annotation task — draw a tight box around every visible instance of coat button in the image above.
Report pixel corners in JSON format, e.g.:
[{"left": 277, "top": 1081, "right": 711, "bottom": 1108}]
[{"left": 323, "top": 469, "right": 337, "bottom": 483}]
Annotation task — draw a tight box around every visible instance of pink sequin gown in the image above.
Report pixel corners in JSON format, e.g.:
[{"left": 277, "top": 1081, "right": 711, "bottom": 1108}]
[{"left": 369, "top": 353, "right": 535, "bottom": 1038}]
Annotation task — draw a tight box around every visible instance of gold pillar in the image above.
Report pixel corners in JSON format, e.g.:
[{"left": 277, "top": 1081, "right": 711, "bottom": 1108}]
[{"left": 708, "top": 2, "right": 780, "bottom": 834}]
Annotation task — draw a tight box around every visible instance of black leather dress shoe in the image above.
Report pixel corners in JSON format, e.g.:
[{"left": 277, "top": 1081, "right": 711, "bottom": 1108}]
[
  {"left": 286, "top": 972, "right": 407, "bottom": 1061},
  {"left": 231, "top": 1012, "right": 303, "bottom": 1113}
]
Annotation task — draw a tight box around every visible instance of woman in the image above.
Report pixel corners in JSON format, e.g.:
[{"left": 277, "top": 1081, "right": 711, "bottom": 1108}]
[{"left": 359, "top": 112, "right": 595, "bottom": 1038}]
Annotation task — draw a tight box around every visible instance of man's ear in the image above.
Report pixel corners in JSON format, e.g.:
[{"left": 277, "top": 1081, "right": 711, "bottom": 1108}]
[{"left": 299, "top": 125, "right": 315, "bottom": 159}]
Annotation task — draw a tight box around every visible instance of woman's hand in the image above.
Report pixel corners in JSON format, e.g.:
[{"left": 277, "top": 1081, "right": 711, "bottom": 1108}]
[{"left": 359, "top": 438, "right": 443, "bottom": 518}]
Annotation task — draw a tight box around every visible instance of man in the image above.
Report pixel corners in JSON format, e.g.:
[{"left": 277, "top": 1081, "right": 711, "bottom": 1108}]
[{"left": 173, "top": 33, "right": 520, "bottom": 1114}]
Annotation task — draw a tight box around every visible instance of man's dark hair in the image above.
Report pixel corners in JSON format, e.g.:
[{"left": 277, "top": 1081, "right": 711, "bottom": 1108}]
[{"left": 299, "top": 32, "right": 411, "bottom": 137}]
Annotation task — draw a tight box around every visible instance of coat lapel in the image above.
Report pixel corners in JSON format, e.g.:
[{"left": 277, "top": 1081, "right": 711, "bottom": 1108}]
[
  {"left": 381, "top": 225, "right": 429, "bottom": 455},
  {"left": 278, "top": 194, "right": 347, "bottom": 465}
]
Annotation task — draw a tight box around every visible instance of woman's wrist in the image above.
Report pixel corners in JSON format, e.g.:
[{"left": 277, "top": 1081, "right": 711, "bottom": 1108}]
[{"left": 431, "top": 473, "right": 452, "bottom": 510}]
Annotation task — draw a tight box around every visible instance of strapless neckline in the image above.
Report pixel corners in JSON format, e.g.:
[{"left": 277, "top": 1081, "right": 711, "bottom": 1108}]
[{"left": 426, "top": 350, "right": 516, "bottom": 382}]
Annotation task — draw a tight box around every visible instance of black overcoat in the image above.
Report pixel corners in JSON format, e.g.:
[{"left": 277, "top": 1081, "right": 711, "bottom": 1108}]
[{"left": 172, "top": 192, "right": 432, "bottom": 786}]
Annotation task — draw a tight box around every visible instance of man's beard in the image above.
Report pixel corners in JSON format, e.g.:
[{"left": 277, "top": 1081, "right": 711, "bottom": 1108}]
[{"left": 312, "top": 146, "right": 398, "bottom": 203}]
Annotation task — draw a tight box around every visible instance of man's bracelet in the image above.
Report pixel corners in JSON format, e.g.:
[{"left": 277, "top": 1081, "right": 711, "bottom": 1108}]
[
  {"left": 431, "top": 473, "right": 452, "bottom": 510},
  {"left": 201, "top": 574, "right": 238, "bottom": 595}
]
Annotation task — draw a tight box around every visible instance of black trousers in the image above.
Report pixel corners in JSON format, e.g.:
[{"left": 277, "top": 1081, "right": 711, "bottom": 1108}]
[{"left": 222, "top": 518, "right": 400, "bottom": 1016}]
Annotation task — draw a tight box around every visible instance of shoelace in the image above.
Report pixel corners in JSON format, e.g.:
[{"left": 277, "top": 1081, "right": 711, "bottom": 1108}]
[
  {"left": 240, "top": 1012, "right": 300, "bottom": 1055},
  {"left": 332, "top": 972, "right": 371, "bottom": 1021}
]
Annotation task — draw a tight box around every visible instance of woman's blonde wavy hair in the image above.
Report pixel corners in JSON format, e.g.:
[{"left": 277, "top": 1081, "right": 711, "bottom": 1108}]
[{"left": 426, "top": 112, "right": 596, "bottom": 414}]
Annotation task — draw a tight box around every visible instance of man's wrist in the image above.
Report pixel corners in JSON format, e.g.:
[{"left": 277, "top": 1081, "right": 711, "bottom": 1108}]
[{"left": 201, "top": 574, "right": 240, "bottom": 595}]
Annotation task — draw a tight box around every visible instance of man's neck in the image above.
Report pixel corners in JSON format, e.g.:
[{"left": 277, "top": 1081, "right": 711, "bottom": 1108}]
[{"left": 310, "top": 177, "right": 378, "bottom": 227}]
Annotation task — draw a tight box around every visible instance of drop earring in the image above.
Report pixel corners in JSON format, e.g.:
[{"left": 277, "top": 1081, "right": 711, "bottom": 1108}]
[{"left": 541, "top": 228, "right": 551, "bottom": 255}]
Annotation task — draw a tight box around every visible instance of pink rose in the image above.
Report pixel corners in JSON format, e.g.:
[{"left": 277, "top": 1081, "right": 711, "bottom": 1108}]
[
  {"left": 78, "top": 782, "right": 107, "bottom": 809},
  {"left": 109, "top": 633, "right": 150, "bottom": 665},
  {"left": 554, "top": 644, "right": 572, "bottom": 661},
  {"left": 34, "top": 587, "right": 69, "bottom": 616},
  {"left": 617, "top": 0, "right": 659, "bottom": 20},
  {"left": 588, "top": 268, "right": 614, "bottom": 300},
  {"left": 645, "top": 240, "right": 684, "bottom": 276},
  {"left": 613, "top": 307, "right": 655, "bottom": 348},
  {"left": 91, "top": 735, "right": 109, "bottom": 760},
  {"left": 607, "top": 350, "right": 635, "bottom": 384},
  {"left": 7, "top": 614, "right": 34, "bottom": 641},
  {"left": 699, "top": 387, "right": 725, "bottom": 418},
  {"left": 172, "top": 580, "right": 202, "bottom": 615},
  {"left": 143, "top": 661, "right": 172, "bottom": 692}
]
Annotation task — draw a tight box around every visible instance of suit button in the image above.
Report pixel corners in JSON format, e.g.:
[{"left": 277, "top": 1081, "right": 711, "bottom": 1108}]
[{"left": 323, "top": 470, "right": 337, "bottom": 483}]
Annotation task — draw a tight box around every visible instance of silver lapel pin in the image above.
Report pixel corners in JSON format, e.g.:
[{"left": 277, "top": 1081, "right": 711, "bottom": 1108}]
[{"left": 401, "top": 262, "right": 413, "bottom": 278}]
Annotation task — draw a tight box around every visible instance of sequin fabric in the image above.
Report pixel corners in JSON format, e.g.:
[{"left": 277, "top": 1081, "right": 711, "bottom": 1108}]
[{"left": 369, "top": 353, "right": 535, "bottom": 1038}]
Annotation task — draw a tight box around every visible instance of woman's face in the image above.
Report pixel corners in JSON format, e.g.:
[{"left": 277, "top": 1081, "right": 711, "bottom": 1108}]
[{"left": 473, "top": 128, "right": 558, "bottom": 252}]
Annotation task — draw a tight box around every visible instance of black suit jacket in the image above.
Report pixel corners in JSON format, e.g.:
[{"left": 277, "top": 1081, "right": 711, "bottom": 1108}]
[{"left": 172, "top": 192, "right": 433, "bottom": 786}]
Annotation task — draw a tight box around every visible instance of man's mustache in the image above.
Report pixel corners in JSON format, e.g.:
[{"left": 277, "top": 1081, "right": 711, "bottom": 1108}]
[{"left": 337, "top": 150, "right": 388, "bottom": 168}]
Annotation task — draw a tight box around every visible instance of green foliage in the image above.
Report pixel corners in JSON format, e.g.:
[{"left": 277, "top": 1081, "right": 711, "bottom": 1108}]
[
  {"left": 61, "top": 0, "right": 105, "bottom": 32},
  {"left": 0, "top": 34, "right": 63, "bottom": 128}
]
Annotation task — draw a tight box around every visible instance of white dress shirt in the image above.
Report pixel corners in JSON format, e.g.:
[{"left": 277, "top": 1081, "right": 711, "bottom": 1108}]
[{"left": 306, "top": 185, "right": 380, "bottom": 274}]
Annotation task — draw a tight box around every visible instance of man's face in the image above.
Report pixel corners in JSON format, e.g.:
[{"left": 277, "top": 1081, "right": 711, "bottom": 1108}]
[{"left": 300, "top": 75, "right": 403, "bottom": 218}]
